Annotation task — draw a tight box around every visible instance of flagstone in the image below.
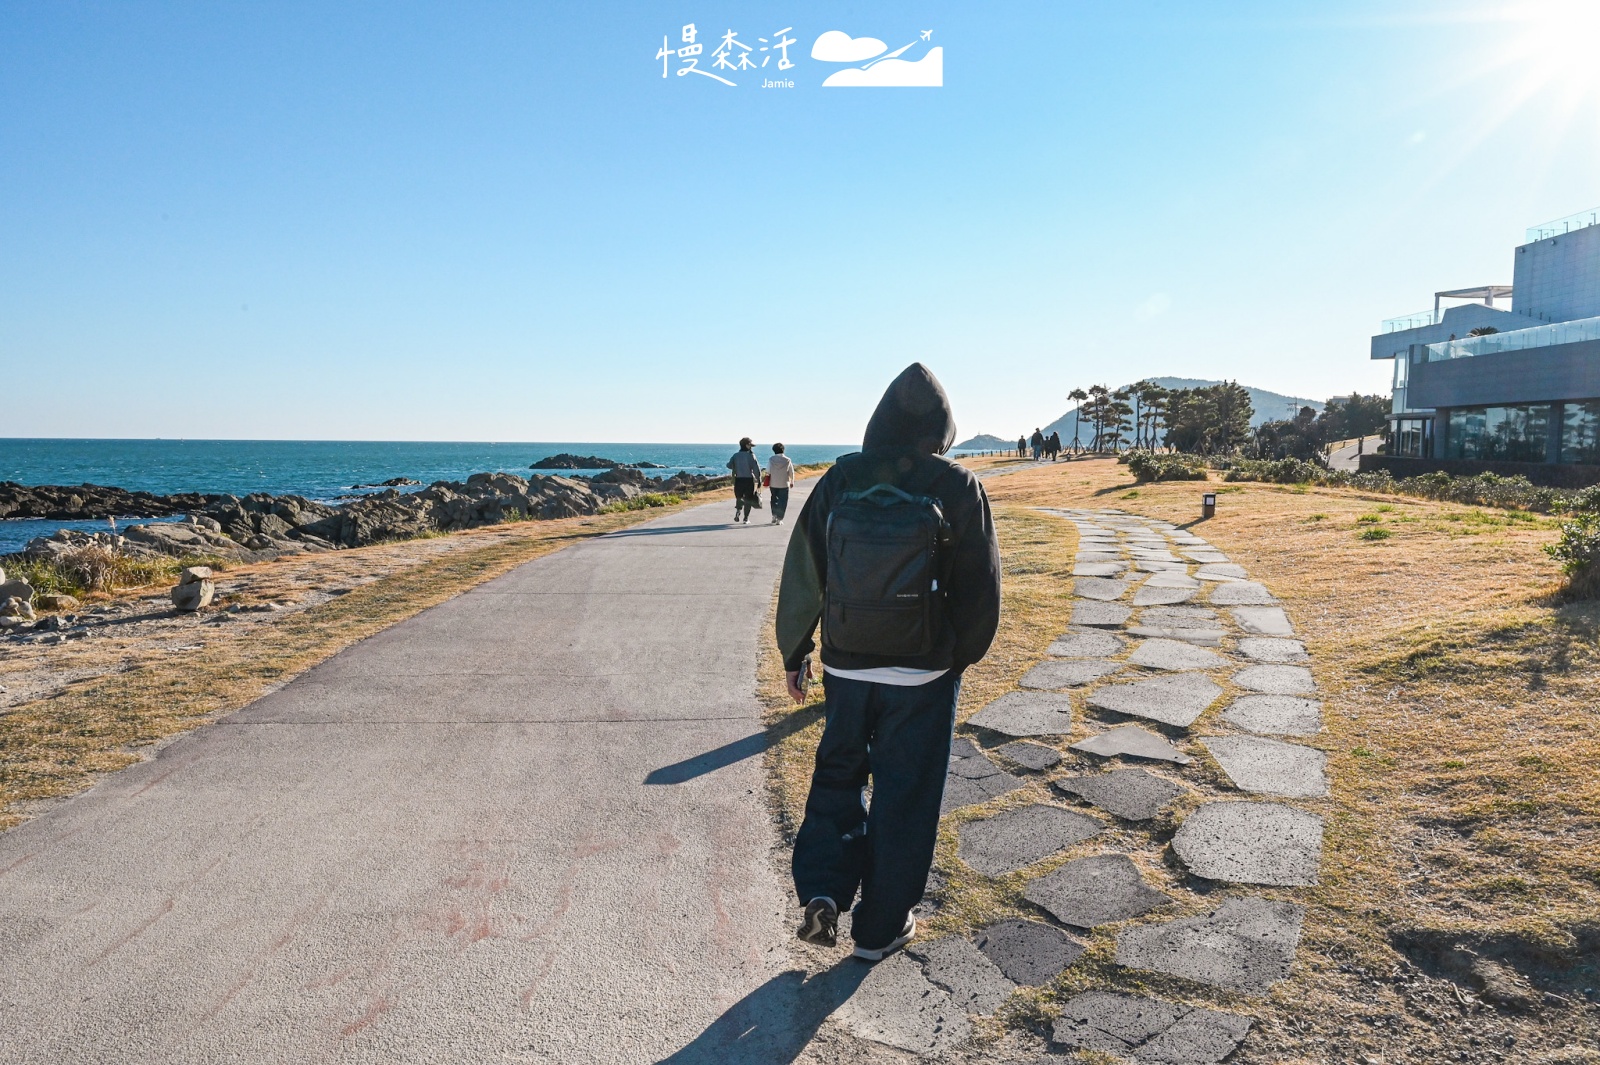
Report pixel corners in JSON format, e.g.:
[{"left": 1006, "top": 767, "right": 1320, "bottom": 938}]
[
  {"left": 1077, "top": 577, "right": 1133, "bottom": 601},
  {"left": 1171, "top": 802, "right": 1323, "bottom": 886},
  {"left": 1051, "top": 992, "right": 1253, "bottom": 1063},
  {"left": 995, "top": 741, "right": 1063, "bottom": 771},
  {"left": 1133, "top": 585, "right": 1197, "bottom": 606},
  {"left": 1114, "top": 897, "right": 1305, "bottom": 994},
  {"left": 1056, "top": 767, "right": 1188, "bottom": 821},
  {"left": 1048, "top": 629, "right": 1127, "bottom": 658},
  {"left": 1203, "top": 736, "right": 1328, "bottom": 797},
  {"left": 1230, "top": 607, "right": 1294, "bottom": 636},
  {"left": 958, "top": 804, "right": 1103, "bottom": 876},
  {"left": 1127, "top": 638, "right": 1227, "bottom": 671},
  {"left": 974, "top": 919, "right": 1086, "bottom": 987},
  {"left": 912, "top": 936, "right": 1016, "bottom": 1015},
  {"left": 1235, "top": 637, "right": 1309, "bottom": 664},
  {"left": 1087, "top": 673, "right": 1222, "bottom": 728},
  {"left": 833, "top": 952, "right": 972, "bottom": 1054},
  {"left": 1233, "top": 664, "right": 1316, "bottom": 695},
  {"left": 1208, "top": 581, "right": 1279, "bottom": 606},
  {"left": 1071, "top": 725, "right": 1193, "bottom": 765},
  {"left": 1023, "top": 854, "right": 1171, "bottom": 929},
  {"left": 968, "top": 691, "right": 1075, "bottom": 738},
  {"left": 1220, "top": 695, "right": 1322, "bottom": 736},
  {"left": 1020, "top": 659, "right": 1123, "bottom": 689},
  {"left": 1074, "top": 602, "right": 1133, "bottom": 628},
  {"left": 1127, "top": 625, "right": 1226, "bottom": 646}
]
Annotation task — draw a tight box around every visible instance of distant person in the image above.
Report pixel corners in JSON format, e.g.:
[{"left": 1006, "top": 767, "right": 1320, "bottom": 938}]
[
  {"left": 779, "top": 363, "right": 1002, "bottom": 962},
  {"left": 1048, "top": 430, "right": 1062, "bottom": 461},
  {"left": 727, "top": 438, "right": 763, "bottom": 524},
  {"left": 1017, "top": 435, "right": 1027, "bottom": 457},
  {"left": 767, "top": 442, "right": 795, "bottom": 525},
  {"left": 1030, "top": 428, "right": 1045, "bottom": 461}
]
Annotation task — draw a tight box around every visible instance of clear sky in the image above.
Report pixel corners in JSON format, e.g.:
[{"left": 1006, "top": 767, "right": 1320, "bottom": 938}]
[{"left": 4, "top": 1, "right": 1599, "bottom": 444}]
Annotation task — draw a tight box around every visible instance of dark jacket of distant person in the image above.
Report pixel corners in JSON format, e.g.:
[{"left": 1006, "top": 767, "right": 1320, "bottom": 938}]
[{"left": 775, "top": 363, "right": 1001, "bottom": 675}]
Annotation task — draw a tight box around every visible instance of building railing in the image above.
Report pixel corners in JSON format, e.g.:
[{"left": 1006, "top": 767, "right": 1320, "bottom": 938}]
[
  {"left": 1526, "top": 206, "right": 1600, "bottom": 243},
  {"left": 1424, "top": 314, "right": 1600, "bottom": 361},
  {"left": 1381, "top": 309, "right": 1440, "bottom": 333}
]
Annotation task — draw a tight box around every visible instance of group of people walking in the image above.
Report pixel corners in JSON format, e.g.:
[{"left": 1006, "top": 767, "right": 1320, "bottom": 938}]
[
  {"left": 726, "top": 438, "right": 795, "bottom": 525},
  {"left": 1020, "top": 428, "right": 1063, "bottom": 461}
]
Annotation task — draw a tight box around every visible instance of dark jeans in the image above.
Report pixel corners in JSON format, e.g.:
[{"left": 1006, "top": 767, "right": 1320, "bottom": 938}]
[
  {"left": 792, "top": 671, "right": 959, "bottom": 950},
  {"left": 770, "top": 487, "right": 790, "bottom": 521},
  {"left": 733, "top": 477, "right": 757, "bottom": 520}
]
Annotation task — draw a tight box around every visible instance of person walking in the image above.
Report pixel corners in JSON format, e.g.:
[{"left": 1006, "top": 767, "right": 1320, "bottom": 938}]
[
  {"left": 1029, "top": 428, "right": 1045, "bottom": 461},
  {"left": 1016, "top": 435, "right": 1026, "bottom": 458},
  {"left": 767, "top": 442, "right": 795, "bottom": 525},
  {"left": 1048, "top": 430, "right": 1062, "bottom": 461},
  {"left": 727, "top": 438, "right": 763, "bottom": 524},
  {"left": 777, "top": 363, "right": 1001, "bottom": 961}
]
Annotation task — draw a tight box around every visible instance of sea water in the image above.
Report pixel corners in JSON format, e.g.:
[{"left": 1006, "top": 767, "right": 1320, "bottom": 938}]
[{"left": 0, "top": 439, "right": 852, "bottom": 553}]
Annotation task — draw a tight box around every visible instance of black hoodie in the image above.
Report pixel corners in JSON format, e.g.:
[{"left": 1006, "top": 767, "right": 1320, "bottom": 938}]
[{"left": 776, "top": 363, "right": 1002, "bottom": 673}]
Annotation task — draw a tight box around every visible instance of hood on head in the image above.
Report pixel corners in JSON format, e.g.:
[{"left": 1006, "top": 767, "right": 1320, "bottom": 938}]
[{"left": 862, "top": 363, "right": 956, "bottom": 455}]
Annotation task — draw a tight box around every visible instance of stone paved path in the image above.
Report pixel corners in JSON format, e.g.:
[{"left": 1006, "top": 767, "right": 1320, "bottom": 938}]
[{"left": 838, "top": 507, "right": 1325, "bottom": 1062}]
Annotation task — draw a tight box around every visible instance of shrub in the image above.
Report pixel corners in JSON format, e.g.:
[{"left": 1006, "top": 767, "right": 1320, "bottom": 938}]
[
  {"left": 1219, "top": 458, "right": 1331, "bottom": 485},
  {"left": 4, "top": 546, "right": 221, "bottom": 598},
  {"left": 600, "top": 492, "right": 686, "bottom": 513},
  {"left": 1360, "top": 527, "right": 1392, "bottom": 541},
  {"left": 1546, "top": 512, "right": 1600, "bottom": 598},
  {"left": 1125, "top": 451, "right": 1207, "bottom": 482}
]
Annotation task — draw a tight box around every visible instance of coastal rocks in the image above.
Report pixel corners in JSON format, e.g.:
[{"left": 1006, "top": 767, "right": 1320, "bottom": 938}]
[
  {"left": 0, "top": 481, "right": 220, "bottom": 521},
  {"left": 170, "top": 566, "right": 215, "bottom": 612}
]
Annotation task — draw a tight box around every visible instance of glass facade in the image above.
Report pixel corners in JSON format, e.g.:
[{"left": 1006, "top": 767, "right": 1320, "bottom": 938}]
[
  {"left": 1562, "top": 401, "right": 1600, "bottom": 464},
  {"left": 1443, "top": 405, "right": 1551, "bottom": 462},
  {"left": 1391, "top": 418, "right": 1428, "bottom": 457}
]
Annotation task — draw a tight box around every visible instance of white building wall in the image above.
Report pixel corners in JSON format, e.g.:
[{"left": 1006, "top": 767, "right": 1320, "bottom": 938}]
[{"left": 1513, "top": 223, "right": 1600, "bottom": 324}]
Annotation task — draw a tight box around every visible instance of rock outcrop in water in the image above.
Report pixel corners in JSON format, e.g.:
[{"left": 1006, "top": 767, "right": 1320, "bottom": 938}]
[
  {"left": 12, "top": 468, "right": 731, "bottom": 562},
  {"left": 0, "top": 482, "right": 223, "bottom": 521},
  {"left": 528, "top": 453, "right": 622, "bottom": 470}
]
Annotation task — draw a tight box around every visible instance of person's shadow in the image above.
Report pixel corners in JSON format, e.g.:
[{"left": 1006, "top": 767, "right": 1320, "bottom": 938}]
[{"left": 655, "top": 960, "right": 870, "bottom": 1064}]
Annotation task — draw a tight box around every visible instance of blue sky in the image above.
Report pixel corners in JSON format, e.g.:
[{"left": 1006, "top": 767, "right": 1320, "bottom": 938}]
[{"left": 3, "top": 1, "right": 1599, "bottom": 443}]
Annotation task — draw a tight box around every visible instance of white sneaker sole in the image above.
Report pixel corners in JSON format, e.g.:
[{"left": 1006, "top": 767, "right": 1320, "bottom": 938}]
[{"left": 852, "top": 917, "right": 916, "bottom": 962}]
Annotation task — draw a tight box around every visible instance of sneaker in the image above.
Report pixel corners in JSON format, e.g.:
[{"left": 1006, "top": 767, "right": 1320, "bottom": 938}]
[
  {"left": 796, "top": 897, "right": 839, "bottom": 947},
  {"left": 852, "top": 917, "right": 916, "bottom": 962}
]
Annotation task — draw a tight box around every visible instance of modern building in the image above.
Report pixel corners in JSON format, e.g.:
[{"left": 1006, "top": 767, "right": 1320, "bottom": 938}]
[{"left": 1369, "top": 206, "right": 1600, "bottom": 482}]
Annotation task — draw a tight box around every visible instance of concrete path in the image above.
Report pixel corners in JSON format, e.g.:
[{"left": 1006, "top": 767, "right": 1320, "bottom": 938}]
[
  {"left": 0, "top": 493, "right": 810, "bottom": 1064},
  {"left": 1327, "top": 435, "right": 1383, "bottom": 472}
]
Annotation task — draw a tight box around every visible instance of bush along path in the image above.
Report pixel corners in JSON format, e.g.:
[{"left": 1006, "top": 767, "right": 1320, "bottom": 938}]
[{"left": 833, "top": 508, "right": 1326, "bottom": 1062}]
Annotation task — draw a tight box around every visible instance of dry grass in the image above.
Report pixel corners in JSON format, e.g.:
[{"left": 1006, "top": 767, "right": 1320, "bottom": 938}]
[
  {"left": 761, "top": 456, "right": 1600, "bottom": 1062},
  {"left": 0, "top": 501, "right": 707, "bottom": 832}
]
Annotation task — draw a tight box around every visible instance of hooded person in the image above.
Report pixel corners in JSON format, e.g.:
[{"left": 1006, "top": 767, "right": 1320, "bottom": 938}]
[{"left": 777, "top": 362, "right": 1001, "bottom": 961}]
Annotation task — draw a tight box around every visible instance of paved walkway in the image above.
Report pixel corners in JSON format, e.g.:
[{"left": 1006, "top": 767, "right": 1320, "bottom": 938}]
[
  {"left": 1327, "top": 435, "right": 1383, "bottom": 472},
  {"left": 0, "top": 494, "right": 809, "bottom": 1064},
  {"left": 830, "top": 508, "right": 1325, "bottom": 1062}
]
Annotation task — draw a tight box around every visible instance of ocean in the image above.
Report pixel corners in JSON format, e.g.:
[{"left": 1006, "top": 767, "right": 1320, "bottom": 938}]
[{"left": 0, "top": 439, "right": 853, "bottom": 554}]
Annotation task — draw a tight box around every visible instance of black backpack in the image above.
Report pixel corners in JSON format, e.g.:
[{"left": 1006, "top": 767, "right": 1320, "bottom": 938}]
[{"left": 822, "top": 481, "right": 952, "bottom": 657}]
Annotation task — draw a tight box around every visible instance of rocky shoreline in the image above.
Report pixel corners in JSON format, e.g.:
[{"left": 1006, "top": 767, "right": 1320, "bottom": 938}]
[{"left": 6, "top": 466, "right": 730, "bottom": 564}]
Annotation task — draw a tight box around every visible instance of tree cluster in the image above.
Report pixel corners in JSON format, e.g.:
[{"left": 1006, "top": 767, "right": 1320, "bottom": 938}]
[{"left": 1250, "top": 393, "right": 1389, "bottom": 460}]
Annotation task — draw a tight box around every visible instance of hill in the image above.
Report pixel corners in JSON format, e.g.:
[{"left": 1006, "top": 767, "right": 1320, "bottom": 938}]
[
  {"left": 1041, "top": 378, "right": 1325, "bottom": 440},
  {"left": 951, "top": 433, "right": 1015, "bottom": 451}
]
